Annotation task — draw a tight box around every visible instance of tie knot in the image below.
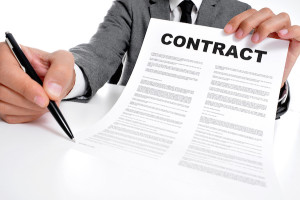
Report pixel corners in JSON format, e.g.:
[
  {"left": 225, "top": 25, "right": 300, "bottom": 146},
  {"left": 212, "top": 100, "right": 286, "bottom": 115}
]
[
  {"left": 179, "top": 0, "right": 194, "bottom": 23},
  {"left": 179, "top": 0, "right": 194, "bottom": 14}
]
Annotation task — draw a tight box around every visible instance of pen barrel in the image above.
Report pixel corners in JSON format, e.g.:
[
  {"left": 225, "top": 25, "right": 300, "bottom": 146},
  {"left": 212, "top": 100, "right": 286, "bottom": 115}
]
[
  {"left": 5, "top": 32, "right": 43, "bottom": 85},
  {"left": 47, "top": 100, "right": 74, "bottom": 139}
]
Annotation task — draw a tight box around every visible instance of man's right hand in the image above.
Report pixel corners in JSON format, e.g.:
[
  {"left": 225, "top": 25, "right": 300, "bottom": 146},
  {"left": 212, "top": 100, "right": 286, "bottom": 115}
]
[{"left": 0, "top": 42, "right": 75, "bottom": 123}]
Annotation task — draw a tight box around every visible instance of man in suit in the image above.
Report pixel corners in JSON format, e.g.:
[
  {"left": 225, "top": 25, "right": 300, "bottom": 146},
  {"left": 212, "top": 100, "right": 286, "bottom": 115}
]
[{"left": 0, "top": 0, "right": 299, "bottom": 123}]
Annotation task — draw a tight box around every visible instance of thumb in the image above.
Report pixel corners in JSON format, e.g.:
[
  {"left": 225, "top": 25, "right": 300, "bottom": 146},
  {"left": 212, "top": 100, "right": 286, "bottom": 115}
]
[
  {"left": 43, "top": 50, "right": 75, "bottom": 101},
  {"left": 278, "top": 25, "right": 300, "bottom": 41}
]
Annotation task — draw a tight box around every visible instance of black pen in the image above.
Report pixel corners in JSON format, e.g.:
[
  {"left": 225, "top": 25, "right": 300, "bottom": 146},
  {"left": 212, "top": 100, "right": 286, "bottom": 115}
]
[{"left": 5, "top": 32, "right": 75, "bottom": 142}]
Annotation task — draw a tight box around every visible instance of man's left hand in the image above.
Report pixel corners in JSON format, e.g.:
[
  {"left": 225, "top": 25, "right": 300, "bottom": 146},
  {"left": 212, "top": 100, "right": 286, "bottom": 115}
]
[{"left": 224, "top": 8, "right": 300, "bottom": 88}]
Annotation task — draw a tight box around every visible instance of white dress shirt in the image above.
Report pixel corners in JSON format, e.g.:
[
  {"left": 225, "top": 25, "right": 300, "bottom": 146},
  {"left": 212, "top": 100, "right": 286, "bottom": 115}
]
[
  {"left": 65, "top": 0, "right": 288, "bottom": 104},
  {"left": 170, "top": 0, "right": 203, "bottom": 23}
]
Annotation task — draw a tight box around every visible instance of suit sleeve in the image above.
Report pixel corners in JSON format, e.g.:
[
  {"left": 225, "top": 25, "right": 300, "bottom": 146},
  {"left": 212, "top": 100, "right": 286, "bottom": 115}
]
[
  {"left": 276, "top": 82, "right": 290, "bottom": 119},
  {"left": 69, "top": 0, "right": 132, "bottom": 101}
]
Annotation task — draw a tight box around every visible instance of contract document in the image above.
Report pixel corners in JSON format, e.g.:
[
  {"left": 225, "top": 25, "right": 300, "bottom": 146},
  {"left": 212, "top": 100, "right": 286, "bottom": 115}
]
[{"left": 76, "top": 19, "right": 289, "bottom": 199}]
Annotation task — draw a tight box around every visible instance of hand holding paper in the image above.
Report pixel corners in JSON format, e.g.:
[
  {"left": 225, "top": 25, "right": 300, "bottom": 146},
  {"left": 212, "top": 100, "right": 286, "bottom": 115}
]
[{"left": 224, "top": 8, "right": 300, "bottom": 87}]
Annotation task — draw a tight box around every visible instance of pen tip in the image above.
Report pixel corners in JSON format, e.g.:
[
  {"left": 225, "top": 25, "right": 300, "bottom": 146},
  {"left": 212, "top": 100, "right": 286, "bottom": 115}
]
[{"left": 72, "top": 138, "right": 76, "bottom": 143}]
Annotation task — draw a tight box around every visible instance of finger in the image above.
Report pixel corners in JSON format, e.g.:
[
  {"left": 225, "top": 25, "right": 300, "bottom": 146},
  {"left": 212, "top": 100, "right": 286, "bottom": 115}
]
[
  {"left": 278, "top": 25, "right": 300, "bottom": 41},
  {"left": 0, "top": 84, "right": 46, "bottom": 111},
  {"left": 21, "top": 46, "right": 51, "bottom": 79},
  {"left": 0, "top": 101, "right": 47, "bottom": 116},
  {"left": 234, "top": 8, "right": 276, "bottom": 39},
  {"left": 252, "top": 12, "right": 291, "bottom": 43},
  {"left": 0, "top": 45, "right": 49, "bottom": 108},
  {"left": 224, "top": 9, "right": 257, "bottom": 34},
  {"left": 0, "top": 113, "right": 45, "bottom": 124},
  {"left": 43, "top": 50, "right": 75, "bottom": 101},
  {"left": 0, "top": 63, "right": 49, "bottom": 108},
  {"left": 280, "top": 27, "right": 300, "bottom": 84}
]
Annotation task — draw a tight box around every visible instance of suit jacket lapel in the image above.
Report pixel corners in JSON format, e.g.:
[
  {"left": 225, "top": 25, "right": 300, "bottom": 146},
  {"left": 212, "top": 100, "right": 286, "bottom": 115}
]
[
  {"left": 195, "top": 0, "right": 219, "bottom": 26},
  {"left": 149, "top": 0, "right": 170, "bottom": 20}
]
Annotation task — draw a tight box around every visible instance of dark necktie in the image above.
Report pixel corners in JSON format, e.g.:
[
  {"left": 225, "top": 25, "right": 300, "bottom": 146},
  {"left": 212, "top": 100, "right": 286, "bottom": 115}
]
[{"left": 179, "top": 0, "right": 194, "bottom": 24}]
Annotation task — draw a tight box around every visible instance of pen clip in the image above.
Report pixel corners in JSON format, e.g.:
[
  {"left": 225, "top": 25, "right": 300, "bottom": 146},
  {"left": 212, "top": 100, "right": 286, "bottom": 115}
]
[{"left": 5, "top": 38, "right": 26, "bottom": 72}]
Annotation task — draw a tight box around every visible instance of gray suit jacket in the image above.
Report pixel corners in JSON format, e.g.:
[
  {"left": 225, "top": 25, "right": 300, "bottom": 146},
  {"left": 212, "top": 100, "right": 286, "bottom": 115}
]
[{"left": 69, "top": 0, "right": 289, "bottom": 119}]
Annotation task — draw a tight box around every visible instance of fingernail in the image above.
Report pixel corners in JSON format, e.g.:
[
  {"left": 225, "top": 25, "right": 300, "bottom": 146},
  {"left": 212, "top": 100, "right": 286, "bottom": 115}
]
[
  {"left": 47, "top": 82, "right": 62, "bottom": 98},
  {"left": 235, "top": 28, "right": 244, "bottom": 38},
  {"left": 34, "top": 96, "right": 47, "bottom": 108},
  {"left": 279, "top": 29, "right": 288, "bottom": 35},
  {"left": 252, "top": 33, "right": 260, "bottom": 43},
  {"left": 224, "top": 24, "right": 233, "bottom": 33}
]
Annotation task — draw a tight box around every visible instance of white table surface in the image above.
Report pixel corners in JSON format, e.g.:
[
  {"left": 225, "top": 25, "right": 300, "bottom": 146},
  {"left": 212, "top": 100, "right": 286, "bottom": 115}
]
[{"left": 0, "top": 83, "right": 299, "bottom": 200}]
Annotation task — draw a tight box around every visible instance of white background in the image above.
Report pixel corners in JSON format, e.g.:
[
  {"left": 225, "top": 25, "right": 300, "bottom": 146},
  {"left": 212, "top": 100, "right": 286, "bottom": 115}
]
[
  {"left": 0, "top": 0, "right": 299, "bottom": 110},
  {"left": 0, "top": 1, "right": 299, "bottom": 199}
]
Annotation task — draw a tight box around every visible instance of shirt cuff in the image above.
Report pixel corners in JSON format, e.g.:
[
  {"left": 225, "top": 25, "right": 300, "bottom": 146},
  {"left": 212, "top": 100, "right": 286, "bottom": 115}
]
[
  {"left": 64, "top": 64, "right": 88, "bottom": 99},
  {"left": 278, "top": 81, "right": 289, "bottom": 104}
]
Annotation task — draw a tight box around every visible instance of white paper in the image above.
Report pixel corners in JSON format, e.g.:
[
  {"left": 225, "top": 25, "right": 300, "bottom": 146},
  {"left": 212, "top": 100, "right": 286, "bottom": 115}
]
[{"left": 75, "top": 19, "right": 289, "bottom": 199}]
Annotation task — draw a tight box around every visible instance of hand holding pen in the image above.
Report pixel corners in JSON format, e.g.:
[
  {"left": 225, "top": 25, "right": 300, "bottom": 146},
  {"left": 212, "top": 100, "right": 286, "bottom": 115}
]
[{"left": 0, "top": 32, "right": 76, "bottom": 141}]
